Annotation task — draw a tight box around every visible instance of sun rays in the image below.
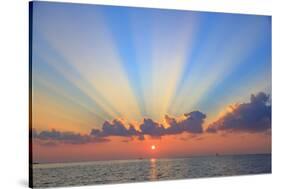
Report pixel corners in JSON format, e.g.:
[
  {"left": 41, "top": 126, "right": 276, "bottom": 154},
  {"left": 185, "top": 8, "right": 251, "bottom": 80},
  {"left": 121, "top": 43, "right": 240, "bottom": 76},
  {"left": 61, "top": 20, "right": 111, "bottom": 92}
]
[{"left": 32, "top": 3, "right": 271, "bottom": 135}]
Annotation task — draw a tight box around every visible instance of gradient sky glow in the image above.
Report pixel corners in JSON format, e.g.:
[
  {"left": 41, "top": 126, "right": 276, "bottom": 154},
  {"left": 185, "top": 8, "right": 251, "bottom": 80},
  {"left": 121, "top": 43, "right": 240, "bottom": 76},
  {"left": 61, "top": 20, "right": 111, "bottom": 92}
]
[{"left": 31, "top": 2, "right": 271, "bottom": 163}]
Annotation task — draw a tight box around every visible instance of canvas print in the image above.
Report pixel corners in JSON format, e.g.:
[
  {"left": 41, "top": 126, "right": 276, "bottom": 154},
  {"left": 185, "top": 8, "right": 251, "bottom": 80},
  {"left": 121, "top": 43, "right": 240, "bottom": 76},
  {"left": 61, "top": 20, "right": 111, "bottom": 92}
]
[{"left": 29, "top": 1, "right": 272, "bottom": 188}]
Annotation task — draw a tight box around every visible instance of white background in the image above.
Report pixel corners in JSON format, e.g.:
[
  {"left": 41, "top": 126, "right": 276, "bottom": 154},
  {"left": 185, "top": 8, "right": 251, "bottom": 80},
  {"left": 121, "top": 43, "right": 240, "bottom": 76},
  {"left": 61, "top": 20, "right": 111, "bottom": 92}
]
[{"left": 0, "top": 0, "right": 280, "bottom": 188}]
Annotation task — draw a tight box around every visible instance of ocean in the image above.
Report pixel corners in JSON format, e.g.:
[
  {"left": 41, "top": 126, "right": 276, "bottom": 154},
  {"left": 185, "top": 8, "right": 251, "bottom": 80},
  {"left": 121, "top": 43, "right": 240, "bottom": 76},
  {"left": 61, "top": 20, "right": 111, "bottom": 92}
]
[{"left": 32, "top": 154, "right": 271, "bottom": 188}]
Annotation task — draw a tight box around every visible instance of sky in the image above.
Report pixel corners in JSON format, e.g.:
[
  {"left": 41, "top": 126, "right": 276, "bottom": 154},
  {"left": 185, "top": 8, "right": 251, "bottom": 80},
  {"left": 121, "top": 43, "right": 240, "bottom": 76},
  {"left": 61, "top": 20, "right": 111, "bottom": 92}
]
[{"left": 31, "top": 2, "right": 271, "bottom": 163}]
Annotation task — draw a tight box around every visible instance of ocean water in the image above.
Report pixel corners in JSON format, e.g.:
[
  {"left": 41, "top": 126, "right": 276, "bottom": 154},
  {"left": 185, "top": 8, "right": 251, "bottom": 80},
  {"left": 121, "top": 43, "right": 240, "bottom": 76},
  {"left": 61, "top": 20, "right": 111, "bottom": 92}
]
[{"left": 32, "top": 154, "right": 271, "bottom": 188}]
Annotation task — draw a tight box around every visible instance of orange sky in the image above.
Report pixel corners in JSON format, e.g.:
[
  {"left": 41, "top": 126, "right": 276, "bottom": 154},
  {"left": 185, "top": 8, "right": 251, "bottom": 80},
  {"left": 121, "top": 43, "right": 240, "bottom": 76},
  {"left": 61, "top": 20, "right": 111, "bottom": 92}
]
[{"left": 33, "top": 132, "right": 271, "bottom": 163}]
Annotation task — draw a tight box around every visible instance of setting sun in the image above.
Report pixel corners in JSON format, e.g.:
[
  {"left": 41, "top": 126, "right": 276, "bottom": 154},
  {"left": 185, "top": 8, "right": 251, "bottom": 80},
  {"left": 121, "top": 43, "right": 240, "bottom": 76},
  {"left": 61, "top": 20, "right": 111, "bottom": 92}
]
[{"left": 151, "top": 145, "right": 156, "bottom": 150}]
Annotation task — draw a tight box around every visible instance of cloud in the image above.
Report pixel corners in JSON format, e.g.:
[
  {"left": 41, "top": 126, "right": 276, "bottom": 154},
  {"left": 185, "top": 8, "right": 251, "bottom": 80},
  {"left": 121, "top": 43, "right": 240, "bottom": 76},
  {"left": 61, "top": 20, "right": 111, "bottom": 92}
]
[
  {"left": 139, "top": 118, "right": 166, "bottom": 137},
  {"left": 36, "top": 140, "right": 58, "bottom": 147},
  {"left": 90, "top": 111, "right": 206, "bottom": 139},
  {"left": 33, "top": 129, "right": 110, "bottom": 145},
  {"left": 207, "top": 92, "right": 271, "bottom": 133},
  {"left": 91, "top": 119, "right": 140, "bottom": 138},
  {"left": 165, "top": 111, "right": 206, "bottom": 134}
]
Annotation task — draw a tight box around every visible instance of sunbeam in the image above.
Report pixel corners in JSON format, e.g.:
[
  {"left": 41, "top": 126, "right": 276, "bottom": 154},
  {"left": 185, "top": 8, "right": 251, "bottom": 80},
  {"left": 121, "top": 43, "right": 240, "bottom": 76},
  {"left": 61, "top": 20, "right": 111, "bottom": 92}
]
[
  {"left": 31, "top": 3, "right": 271, "bottom": 151},
  {"left": 168, "top": 14, "right": 271, "bottom": 115}
]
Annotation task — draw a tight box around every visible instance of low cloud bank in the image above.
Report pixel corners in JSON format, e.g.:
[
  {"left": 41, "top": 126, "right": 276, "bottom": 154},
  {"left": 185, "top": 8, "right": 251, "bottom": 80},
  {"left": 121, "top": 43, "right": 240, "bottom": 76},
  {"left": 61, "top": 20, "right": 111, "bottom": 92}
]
[
  {"left": 33, "top": 129, "right": 109, "bottom": 145},
  {"left": 33, "top": 92, "right": 271, "bottom": 145}
]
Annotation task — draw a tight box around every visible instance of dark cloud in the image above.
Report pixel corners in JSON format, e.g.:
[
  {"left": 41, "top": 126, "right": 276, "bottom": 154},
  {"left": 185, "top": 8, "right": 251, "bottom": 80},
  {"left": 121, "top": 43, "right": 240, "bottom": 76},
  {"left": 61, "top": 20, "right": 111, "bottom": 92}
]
[
  {"left": 34, "top": 129, "right": 109, "bottom": 145},
  {"left": 36, "top": 140, "right": 58, "bottom": 147},
  {"left": 207, "top": 92, "right": 271, "bottom": 133},
  {"left": 90, "top": 111, "right": 206, "bottom": 139},
  {"left": 139, "top": 118, "right": 166, "bottom": 137},
  {"left": 91, "top": 119, "right": 140, "bottom": 138},
  {"left": 165, "top": 111, "right": 206, "bottom": 134}
]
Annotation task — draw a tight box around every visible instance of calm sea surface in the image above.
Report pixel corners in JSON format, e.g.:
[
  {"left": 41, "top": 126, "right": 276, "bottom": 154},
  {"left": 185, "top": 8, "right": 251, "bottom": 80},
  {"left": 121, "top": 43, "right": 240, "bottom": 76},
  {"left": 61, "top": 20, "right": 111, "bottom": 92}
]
[{"left": 32, "top": 154, "right": 271, "bottom": 188}]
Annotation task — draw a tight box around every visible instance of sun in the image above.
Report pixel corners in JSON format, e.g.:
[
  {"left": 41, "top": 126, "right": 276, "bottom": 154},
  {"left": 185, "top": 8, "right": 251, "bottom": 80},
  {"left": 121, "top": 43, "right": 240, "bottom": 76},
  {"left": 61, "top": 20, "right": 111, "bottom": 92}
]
[{"left": 151, "top": 145, "right": 156, "bottom": 150}]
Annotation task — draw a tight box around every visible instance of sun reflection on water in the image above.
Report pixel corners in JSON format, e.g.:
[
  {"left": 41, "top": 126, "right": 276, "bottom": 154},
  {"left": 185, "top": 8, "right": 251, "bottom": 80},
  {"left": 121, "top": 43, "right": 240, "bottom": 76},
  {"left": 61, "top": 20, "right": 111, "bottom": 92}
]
[{"left": 149, "top": 158, "right": 157, "bottom": 181}]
